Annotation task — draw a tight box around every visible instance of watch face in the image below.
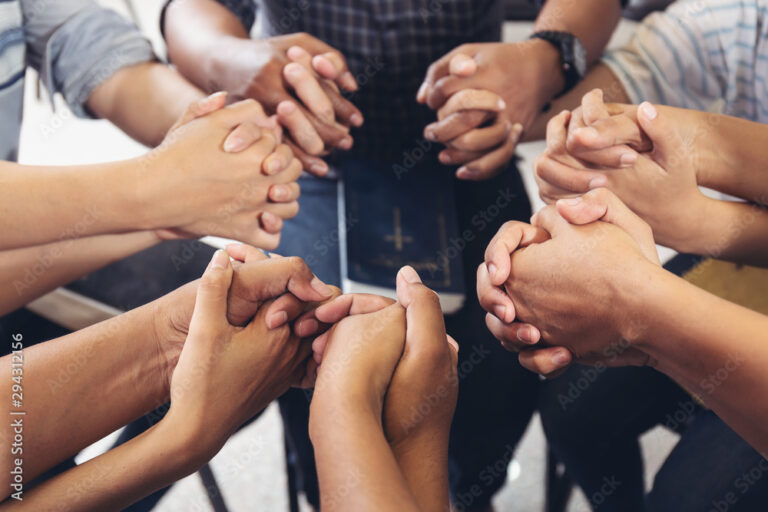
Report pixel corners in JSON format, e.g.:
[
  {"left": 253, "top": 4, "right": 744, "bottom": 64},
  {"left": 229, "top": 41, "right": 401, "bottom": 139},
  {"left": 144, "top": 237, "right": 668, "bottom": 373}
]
[{"left": 573, "top": 38, "right": 587, "bottom": 77}]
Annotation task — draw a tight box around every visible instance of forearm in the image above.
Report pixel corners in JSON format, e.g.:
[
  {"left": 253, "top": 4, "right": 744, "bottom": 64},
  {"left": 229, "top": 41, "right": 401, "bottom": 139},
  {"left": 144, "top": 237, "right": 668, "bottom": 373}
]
[
  {"left": 0, "top": 296, "right": 178, "bottom": 491},
  {"left": 694, "top": 112, "right": 768, "bottom": 203},
  {"left": 0, "top": 419, "right": 203, "bottom": 511},
  {"left": 627, "top": 267, "right": 768, "bottom": 457},
  {"left": 164, "top": 0, "right": 253, "bottom": 96},
  {"left": 310, "top": 395, "right": 420, "bottom": 511},
  {"left": 393, "top": 440, "right": 451, "bottom": 512},
  {"left": 0, "top": 232, "right": 161, "bottom": 316},
  {"left": 673, "top": 198, "right": 768, "bottom": 267},
  {"left": 0, "top": 159, "right": 184, "bottom": 250},
  {"left": 87, "top": 62, "right": 204, "bottom": 148},
  {"left": 535, "top": 0, "right": 622, "bottom": 67},
  {"left": 526, "top": 63, "right": 630, "bottom": 141}
]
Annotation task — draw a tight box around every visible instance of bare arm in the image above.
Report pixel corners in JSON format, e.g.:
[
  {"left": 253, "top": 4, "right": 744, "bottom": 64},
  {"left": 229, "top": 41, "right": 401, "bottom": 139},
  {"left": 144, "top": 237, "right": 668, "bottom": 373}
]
[
  {"left": 526, "top": 63, "right": 630, "bottom": 141},
  {"left": 163, "top": 0, "right": 252, "bottom": 95},
  {"left": 86, "top": 63, "right": 204, "bottom": 148},
  {"left": 0, "top": 232, "right": 162, "bottom": 316},
  {"left": 0, "top": 419, "right": 203, "bottom": 511},
  {"left": 0, "top": 293, "right": 179, "bottom": 495},
  {"left": 630, "top": 268, "right": 768, "bottom": 458}
]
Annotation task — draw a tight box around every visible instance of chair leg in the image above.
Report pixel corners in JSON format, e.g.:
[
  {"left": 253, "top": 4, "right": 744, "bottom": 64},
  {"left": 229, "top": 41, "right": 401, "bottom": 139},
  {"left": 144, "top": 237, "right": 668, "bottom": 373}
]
[
  {"left": 545, "top": 447, "right": 573, "bottom": 512},
  {"left": 284, "top": 433, "right": 301, "bottom": 512},
  {"left": 198, "top": 463, "right": 230, "bottom": 512}
]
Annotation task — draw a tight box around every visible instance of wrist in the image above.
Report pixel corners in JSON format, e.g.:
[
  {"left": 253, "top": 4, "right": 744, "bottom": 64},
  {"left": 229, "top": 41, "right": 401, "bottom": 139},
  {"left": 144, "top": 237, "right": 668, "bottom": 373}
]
[
  {"left": 668, "top": 195, "right": 724, "bottom": 256},
  {"left": 309, "top": 387, "right": 381, "bottom": 443},
  {"left": 524, "top": 39, "right": 567, "bottom": 106},
  {"left": 614, "top": 260, "right": 671, "bottom": 351},
  {"left": 210, "top": 36, "right": 270, "bottom": 99},
  {"left": 150, "top": 282, "right": 198, "bottom": 397}
]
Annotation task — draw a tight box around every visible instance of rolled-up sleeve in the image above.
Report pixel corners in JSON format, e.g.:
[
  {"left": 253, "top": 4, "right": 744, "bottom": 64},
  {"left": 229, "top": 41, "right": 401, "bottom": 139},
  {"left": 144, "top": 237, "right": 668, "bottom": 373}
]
[{"left": 21, "top": 0, "right": 155, "bottom": 117}]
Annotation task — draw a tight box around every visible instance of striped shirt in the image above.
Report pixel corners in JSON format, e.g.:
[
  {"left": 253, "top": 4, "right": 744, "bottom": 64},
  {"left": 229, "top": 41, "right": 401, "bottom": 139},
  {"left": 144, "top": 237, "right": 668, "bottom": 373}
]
[
  {"left": 0, "top": 0, "right": 155, "bottom": 162},
  {"left": 604, "top": 0, "right": 768, "bottom": 122}
]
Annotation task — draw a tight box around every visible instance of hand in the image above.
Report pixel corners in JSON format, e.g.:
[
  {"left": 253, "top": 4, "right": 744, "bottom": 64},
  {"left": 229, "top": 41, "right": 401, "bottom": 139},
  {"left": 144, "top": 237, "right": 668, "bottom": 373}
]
[
  {"left": 145, "top": 96, "right": 303, "bottom": 249},
  {"left": 501, "top": 188, "right": 661, "bottom": 377},
  {"left": 419, "top": 40, "right": 563, "bottom": 178},
  {"left": 426, "top": 84, "right": 523, "bottom": 180},
  {"left": 229, "top": 33, "right": 363, "bottom": 175},
  {"left": 164, "top": 250, "right": 314, "bottom": 457},
  {"left": 535, "top": 99, "right": 709, "bottom": 249},
  {"left": 383, "top": 266, "right": 458, "bottom": 455},
  {"left": 312, "top": 299, "right": 405, "bottom": 410},
  {"left": 477, "top": 220, "right": 551, "bottom": 347},
  {"left": 151, "top": 248, "right": 334, "bottom": 393}
]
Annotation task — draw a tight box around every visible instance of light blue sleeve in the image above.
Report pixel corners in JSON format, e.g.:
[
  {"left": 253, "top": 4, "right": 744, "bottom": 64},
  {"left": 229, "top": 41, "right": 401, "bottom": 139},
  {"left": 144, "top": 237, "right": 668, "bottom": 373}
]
[
  {"left": 20, "top": 0, "right": 155, "bottom": 117},
  {"left": 601, "top": 1, "right": 724, "bottom": 111}
]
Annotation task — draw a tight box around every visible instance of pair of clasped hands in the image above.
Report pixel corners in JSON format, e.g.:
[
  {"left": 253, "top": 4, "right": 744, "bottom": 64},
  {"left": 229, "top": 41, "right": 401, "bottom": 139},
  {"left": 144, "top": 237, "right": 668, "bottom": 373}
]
[
  {"left": 477, "top": 88, "right": 709, "bottom": 378},
  {"left": 245, "top": 34, "right": 547, "bottom": 179},
  {"left": 159, "top": 242, "right": 458, "bottom": 467}
]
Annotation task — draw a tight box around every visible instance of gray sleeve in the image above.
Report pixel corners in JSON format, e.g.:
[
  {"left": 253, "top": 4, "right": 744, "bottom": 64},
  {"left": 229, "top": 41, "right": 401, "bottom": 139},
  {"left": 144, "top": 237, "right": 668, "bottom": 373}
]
[{"left": 21, "top": 0, "right": 156, "bottom": 118}]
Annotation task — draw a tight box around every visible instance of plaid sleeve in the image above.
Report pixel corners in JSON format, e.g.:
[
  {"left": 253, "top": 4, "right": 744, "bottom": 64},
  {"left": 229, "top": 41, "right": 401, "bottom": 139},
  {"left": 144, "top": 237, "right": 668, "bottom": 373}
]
[{"left": 161, "top": 0, "right": 257, "bottom": 37}]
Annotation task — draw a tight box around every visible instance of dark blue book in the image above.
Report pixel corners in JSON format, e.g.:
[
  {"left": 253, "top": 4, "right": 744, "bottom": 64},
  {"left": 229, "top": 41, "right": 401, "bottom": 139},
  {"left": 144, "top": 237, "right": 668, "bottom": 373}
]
[{"left": 339, "top": 162, "right": 465, "bottom": 313}]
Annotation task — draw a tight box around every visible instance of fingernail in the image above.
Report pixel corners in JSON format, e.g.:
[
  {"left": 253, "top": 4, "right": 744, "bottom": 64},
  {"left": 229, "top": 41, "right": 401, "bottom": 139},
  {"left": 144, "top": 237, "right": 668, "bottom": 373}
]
[
  {"left": 209, "top": 249, "right": 229, "bottom": 270},
  {"left": 298, "top": 318, "right": 319, "bottom": 336},
  {"left": 494, "top": 305, "right": 507, "bottom": 322},
  {"left": 279, "top": 101, "right": 296, "bottom": 114},
  {"left": 310, "top": 163, "right": 328, "bottom": 176},
  {"left": 342, "top": 72, "right": 358, "bottom": 90},
  {"left": 497, "top": 99, "right": 507, "bottom": 110},
  {"left": 285, "top": 63, "right": 302, "bottom": 77},
  {"left": 287, "top": 45, "right": 307, "bottom": 60},
  {"left": 399, "top": 265, "right": 421, "bottom": 284},
  {"left": 203, "top": 91, "right": 227, "bottom": 107},
  {"left": 224, "top": 136, "right": 245, "bottom": 153},
  {"left": 350, "top": 113, "right": 363, "bottom": 127},
  {"left": 517, "top": 327, "right": 538, "bottom": 344},
  {"left": 272, "top": 186, "right": 287, "bottom": 201},
  {"left": 440, "top": 152, "right": 452, "bottom": 164},
  {"left": 640, "top": 102, "right": 657, "bottom": 120},
  {"left": 268, "top": 158, "right": 283, "bottom": 175},
  {"left": 619, "top": 152, "right": 637, "bottom": 167},
  {"left": 337, "top": 137, "right": 353, "bottom": 150},
  {"left": 528, "top": 326, "right": 541, "bottom": 343},
  {"left": 488, "top": 263, "right": 498, "bottom": 279},
  {"left": 456, "top": 166, "right": 470, "bottom": 178},
  {"left": 425, "top": 129, "right": 437, "bottom": 141},
  {"left": 552, "top": 350, "right": 571, "bottom": 367},
  {"left": 588, "top": 176, "right": 607, "bottom": 189},
  {"left": 268, "top": 310, "right": 289, "bottom": 329},
  {"left": 560, "top": 196, "right": 582, "bottom": 206},
  {"left": 310, "top": 277, "right": 332, "bottom": 297},
  {"left": 512, "top": 123, "right": 524, "bottom": 136},
  {"left": 417, "top": 82, "right": 428, "bottom": 101}
]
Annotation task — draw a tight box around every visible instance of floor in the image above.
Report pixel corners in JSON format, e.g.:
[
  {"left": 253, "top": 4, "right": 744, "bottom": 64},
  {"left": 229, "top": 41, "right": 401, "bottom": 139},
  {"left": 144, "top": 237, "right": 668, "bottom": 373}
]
[{"left": 18, "top": 1, "right": 680, "bottom": 510}]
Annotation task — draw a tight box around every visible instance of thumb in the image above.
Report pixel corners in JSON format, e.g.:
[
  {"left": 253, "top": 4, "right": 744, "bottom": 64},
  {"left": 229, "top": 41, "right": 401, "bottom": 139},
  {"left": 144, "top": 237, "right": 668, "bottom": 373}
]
[
  {"left": 449, "top": 53, "right": 477, "bottom": 77},
  {"left": 396, "top": 265, "right": 422, "bottom": 307},
  {"left": 188, "top": 250, "right": 234, "bottom": 336},
  {"left": 556, "top": 189, "right": 660, "bottom": 264},
  {"left": 636, "top": 102, "right": 680, "bottom": 168},
  {"left": 169, "top": 92, "right": 228, "bottom": 133}
]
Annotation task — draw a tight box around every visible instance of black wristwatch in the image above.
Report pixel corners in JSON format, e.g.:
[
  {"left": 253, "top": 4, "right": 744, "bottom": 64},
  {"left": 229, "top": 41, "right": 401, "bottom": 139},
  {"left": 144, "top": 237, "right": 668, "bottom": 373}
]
[{"left": 529, "top": 30, "right": 587, "bottom": 97}]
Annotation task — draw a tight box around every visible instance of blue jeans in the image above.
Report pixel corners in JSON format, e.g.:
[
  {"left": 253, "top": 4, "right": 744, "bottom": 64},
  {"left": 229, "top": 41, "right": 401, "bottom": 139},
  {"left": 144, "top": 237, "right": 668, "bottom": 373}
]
[
  {"left": 276, "top": 153, "right": 537, "bottom": 511},
  {"left": 539, "top": 364, "right": 768, "bottom": 511}
]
